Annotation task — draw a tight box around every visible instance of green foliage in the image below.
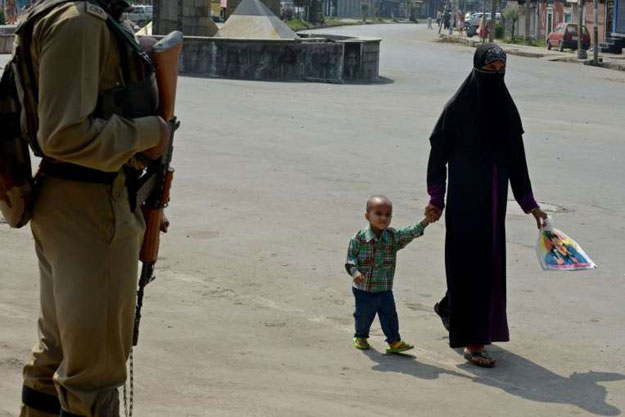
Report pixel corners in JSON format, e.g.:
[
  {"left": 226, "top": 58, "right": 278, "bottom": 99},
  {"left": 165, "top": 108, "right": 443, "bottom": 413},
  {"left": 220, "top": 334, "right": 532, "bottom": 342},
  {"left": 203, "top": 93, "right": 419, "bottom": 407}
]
[
  {"left": 503, "top": 4, "right": 520, "bottom": 22},
  {"left": 495, "top": 23, "right": 504, "bottom": 39},
  {"left": 286, "top": 18, "right": 312, "bottom": 31},
  {"left": 0, "top": 10, "right": 5, "bottom": 25},
  {"left": 503, "top": 4, "right": 520, "bottom": 41},
  {"left": 504, "top": 37, "right": 546, "bottom": 47}
]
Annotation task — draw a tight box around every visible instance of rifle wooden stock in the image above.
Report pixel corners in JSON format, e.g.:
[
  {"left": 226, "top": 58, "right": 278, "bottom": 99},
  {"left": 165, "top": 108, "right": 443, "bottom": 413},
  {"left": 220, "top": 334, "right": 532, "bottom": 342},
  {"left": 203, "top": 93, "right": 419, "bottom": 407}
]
[
  {"left": 140, "top": 168, "right": 173, "bottom": 263},
  {"left": 152, "top": 32, "right": 183, "bottom": 121}
]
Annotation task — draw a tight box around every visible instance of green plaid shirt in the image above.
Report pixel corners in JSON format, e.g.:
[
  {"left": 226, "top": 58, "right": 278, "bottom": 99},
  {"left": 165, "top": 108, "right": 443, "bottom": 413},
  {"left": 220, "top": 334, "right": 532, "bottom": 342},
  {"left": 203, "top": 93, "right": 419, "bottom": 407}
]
[{"left": 345, "top": 222, "right": 426, "bottom": 292}]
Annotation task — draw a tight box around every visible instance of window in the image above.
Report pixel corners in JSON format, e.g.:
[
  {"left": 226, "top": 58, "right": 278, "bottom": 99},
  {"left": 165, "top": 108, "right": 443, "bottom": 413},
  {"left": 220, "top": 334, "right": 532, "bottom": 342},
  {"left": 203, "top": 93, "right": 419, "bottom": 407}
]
[{"left": 564, "top": 13, "right": 571, "bottom": 23}]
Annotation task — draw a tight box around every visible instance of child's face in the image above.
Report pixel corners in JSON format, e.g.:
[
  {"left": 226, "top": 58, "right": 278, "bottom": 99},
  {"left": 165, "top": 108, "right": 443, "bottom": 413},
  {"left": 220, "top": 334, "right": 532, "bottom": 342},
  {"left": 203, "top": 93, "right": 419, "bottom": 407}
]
[{"left": 366, "top": 203, "right": 392, "bottom": 231}]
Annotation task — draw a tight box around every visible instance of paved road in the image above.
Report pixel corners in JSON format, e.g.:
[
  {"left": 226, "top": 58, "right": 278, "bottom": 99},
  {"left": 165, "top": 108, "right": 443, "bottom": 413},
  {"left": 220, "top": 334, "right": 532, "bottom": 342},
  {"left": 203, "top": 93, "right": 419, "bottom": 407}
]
[{"left": 1, "top": 24, "right": 624, "bottom": 417}]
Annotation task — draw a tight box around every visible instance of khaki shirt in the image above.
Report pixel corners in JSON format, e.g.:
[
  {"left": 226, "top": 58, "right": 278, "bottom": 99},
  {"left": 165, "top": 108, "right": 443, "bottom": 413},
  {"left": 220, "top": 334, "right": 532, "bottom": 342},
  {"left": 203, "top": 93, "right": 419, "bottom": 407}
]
[{"left": 29, "top": 1, "right": 161, "bottom": 173}]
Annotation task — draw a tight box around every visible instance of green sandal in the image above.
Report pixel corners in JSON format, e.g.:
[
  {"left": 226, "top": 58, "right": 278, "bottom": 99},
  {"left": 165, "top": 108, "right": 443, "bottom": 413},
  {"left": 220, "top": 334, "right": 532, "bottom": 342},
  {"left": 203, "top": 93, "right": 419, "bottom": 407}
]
[
  {"left": 354, "top": 337, "right": 370, "bottom": 350},
  {"left": 385, "top": 341, "right": 414, "bottom": 354}
]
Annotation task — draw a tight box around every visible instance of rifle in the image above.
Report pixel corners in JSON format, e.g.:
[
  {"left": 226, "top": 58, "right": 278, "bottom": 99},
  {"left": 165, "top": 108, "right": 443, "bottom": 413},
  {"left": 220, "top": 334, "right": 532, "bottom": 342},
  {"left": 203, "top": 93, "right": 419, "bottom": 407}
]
[{"left": 132, "top": 31, "right": 183, "bottom": 347}]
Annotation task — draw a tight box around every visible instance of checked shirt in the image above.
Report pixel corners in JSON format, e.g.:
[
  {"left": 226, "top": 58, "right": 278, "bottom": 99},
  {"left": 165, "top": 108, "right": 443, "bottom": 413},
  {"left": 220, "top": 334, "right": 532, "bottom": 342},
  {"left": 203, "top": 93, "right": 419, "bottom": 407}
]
[{"left": 345, "top": 222, "right": 425, "bottom": 292}]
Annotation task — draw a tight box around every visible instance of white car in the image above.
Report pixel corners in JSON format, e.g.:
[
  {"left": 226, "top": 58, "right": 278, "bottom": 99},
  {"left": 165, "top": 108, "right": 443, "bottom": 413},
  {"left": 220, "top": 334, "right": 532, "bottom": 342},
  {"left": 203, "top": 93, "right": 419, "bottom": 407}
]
[{"left": 125, "top": 5, "right": 153, "bottom": 28}]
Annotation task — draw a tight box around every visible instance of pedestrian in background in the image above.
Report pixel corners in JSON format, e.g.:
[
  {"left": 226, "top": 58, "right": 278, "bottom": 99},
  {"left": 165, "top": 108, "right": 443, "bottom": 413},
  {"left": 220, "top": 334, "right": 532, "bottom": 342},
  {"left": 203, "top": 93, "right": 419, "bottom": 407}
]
[{"left": 458, "top": 12, "right": 465, "bottom": 36}]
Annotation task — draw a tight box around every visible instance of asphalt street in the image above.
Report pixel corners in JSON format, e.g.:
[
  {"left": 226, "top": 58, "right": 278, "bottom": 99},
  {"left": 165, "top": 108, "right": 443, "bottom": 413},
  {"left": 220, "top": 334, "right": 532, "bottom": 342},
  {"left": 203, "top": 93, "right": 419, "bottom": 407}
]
[{"left": 1, "top": 23, "right": 624, "bottom": 417}]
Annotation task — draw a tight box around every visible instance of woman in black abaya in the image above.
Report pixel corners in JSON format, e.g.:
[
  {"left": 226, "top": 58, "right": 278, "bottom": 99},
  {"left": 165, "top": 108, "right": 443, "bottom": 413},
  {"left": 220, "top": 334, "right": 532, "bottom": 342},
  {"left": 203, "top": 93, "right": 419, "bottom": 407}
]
[{"left": 425, "top": 44, "right": 547, "bottom": 367}]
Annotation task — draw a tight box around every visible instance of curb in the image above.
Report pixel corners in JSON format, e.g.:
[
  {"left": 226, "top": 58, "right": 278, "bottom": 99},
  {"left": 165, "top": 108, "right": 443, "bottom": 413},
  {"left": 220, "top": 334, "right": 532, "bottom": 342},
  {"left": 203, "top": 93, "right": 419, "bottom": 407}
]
[
  {"left": 438, "top": 34, "right": 550, "bottom": 58},
  {"left": 438, "top": 33, "right": 625, "bottom": 72}
]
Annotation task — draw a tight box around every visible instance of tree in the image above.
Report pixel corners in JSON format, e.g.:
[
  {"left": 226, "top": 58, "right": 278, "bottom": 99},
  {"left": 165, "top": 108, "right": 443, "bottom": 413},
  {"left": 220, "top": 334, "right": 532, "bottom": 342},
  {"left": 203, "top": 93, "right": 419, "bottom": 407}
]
[{"left": 503, "top": 3, "right": 520, "bottom": 42}]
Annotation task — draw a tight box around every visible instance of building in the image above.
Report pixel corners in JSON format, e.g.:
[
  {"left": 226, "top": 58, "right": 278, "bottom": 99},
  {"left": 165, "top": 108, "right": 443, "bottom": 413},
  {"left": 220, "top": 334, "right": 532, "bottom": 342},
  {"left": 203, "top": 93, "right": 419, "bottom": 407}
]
[
  {"left": 334, "top": 0, "right": 408, "bottom": 18},
  {"left": 605, "top": 0, "right": 625, "bottom": 52},
  {"left": 513, "top": 0, "right": 608, "bottom": 44}
]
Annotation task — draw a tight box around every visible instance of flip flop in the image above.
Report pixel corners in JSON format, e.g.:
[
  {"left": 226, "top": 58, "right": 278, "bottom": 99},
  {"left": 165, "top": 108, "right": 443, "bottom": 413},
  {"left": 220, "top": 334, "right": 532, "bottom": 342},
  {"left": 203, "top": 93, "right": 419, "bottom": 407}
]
[
  {"left": 353, "top": 337, "right": 370, "bottom": 350},
  {"left": 385, "top": 341, "right": 414, "bottom": 354},
  {"left": 464, "top": 349, "right": 496, "bottom": 368}
]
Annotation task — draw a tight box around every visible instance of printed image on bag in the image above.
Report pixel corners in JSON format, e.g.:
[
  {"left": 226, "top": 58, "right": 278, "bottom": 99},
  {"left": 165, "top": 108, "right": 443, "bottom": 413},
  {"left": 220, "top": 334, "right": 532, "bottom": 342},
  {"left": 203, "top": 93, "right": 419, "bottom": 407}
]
[{"left": 536, "top": 217, "right": 596, "bottom": 271}]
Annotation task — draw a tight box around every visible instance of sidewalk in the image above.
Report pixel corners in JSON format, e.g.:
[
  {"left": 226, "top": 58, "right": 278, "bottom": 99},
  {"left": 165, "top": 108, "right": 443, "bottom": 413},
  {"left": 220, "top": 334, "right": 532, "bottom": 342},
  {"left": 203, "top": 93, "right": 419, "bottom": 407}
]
[{"left": 438, "top": 32, "right": 625, "bottom": 72}]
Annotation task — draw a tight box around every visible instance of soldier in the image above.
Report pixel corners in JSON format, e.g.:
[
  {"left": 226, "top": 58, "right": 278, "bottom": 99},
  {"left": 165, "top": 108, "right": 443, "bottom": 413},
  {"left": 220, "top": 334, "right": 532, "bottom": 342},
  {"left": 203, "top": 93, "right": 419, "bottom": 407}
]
[{"left": 16, "top": 0, "right": 170, "bottom": 416}]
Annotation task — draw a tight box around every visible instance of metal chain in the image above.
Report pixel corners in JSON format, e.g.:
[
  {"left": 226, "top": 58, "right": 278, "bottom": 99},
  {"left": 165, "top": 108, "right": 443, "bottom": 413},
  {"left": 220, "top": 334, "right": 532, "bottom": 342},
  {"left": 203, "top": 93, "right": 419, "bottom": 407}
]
[{"left": 123, "top": 350, "right": 135, "bottom": 417}]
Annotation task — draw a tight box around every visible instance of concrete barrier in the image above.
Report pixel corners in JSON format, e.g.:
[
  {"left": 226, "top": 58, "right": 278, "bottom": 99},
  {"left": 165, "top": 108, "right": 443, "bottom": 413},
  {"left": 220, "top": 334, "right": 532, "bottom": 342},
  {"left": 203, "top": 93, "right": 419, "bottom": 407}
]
[
  {"left": 163, "top": 35, "right": 381, "bottom": 83},
  {"left": 0, "top": 35, "right": 15, "bottom": 54}
]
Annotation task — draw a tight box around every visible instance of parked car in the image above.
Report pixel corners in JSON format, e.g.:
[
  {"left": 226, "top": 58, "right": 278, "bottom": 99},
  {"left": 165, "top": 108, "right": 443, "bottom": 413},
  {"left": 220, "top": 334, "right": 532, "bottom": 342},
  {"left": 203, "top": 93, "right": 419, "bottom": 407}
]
[
  {"left": 547, "top": 23, "right": 590, "bottom": 51},
  {"left": 465, "top": 12, "right": 501, "bottom": 27},
  {"left": 125, "top": 5, "right": 153, "bottom": 28},
  {"left": 465, "top": 12, "right": 501, "bottom": 38}
]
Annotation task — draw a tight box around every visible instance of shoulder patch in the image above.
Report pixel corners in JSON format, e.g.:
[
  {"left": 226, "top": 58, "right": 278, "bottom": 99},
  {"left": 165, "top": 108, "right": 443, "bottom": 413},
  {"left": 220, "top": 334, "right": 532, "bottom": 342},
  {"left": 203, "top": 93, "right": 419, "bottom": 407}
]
[{"left": 86, "top": 3, "right": 108, "bottom": 20}]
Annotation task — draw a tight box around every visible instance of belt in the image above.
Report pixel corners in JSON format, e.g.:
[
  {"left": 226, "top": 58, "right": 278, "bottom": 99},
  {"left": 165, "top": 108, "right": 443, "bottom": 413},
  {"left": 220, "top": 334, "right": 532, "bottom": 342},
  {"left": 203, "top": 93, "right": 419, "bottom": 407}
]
[{"left": 40, "top": 162, "right": 118, "bottom": 184}]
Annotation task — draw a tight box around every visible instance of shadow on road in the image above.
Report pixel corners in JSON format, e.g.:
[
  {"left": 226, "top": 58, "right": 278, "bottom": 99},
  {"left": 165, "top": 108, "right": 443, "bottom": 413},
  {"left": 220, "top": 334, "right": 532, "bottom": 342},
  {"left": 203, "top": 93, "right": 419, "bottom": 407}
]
[
  {"left": 364, "top": 346, "right": 623, "bottom": 415},
  {"left": 343, "top": 76, "right": 395, "bottom": 85},
  {"left": 362, "top": 348, "right": 471, "bottom": 381},
  {"left": 457, "top": 347, "right": 625, "bottom": 416}
]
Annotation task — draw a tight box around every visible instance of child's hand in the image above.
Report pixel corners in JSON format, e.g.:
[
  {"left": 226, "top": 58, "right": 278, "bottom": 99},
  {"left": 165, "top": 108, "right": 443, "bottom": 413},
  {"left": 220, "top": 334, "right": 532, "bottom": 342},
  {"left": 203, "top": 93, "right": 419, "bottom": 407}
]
[{"left": 353, "top": 272, "right": 365, "bottom": 285}]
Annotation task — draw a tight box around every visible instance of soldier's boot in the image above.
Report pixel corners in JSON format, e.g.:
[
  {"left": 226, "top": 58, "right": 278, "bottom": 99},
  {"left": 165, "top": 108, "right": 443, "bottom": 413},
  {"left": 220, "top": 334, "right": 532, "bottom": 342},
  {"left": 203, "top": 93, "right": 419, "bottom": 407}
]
[{"left": 20, "top": 386, "right": 60, "bottom": 417}]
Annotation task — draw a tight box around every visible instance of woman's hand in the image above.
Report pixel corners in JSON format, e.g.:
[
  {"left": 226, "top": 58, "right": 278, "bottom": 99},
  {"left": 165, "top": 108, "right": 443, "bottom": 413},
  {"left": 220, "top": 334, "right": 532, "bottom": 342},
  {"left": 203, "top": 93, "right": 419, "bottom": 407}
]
[
  {"left": 531, "top": 207, "right": 548, "bottom": 229},
  {"left": 425, "top": 204, "right": 443, "bottom": 223}
]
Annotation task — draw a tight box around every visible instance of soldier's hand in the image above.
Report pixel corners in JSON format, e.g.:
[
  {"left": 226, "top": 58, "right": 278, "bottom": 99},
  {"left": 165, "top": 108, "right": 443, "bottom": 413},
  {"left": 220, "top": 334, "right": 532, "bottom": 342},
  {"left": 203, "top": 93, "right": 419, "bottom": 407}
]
[
  {"left": 142, "top": 117, "right": 171, "bottom": 160},
  {"left": 161, "top": 212, "right": 170, "bottom": 233}
]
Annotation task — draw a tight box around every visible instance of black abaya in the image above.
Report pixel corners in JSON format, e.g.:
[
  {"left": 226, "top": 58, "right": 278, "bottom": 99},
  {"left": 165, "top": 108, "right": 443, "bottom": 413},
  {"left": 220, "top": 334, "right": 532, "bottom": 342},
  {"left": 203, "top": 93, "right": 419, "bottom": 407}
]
[{"left": 427, "top": 44, "right": 538, "bottom": 348}]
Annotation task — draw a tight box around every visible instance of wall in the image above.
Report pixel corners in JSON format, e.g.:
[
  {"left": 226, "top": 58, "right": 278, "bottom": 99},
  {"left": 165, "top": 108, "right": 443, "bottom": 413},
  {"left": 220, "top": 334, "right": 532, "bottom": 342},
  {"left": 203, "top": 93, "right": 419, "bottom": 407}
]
[
  {"left": 585, "top": 1, "right": 607, "bottom": 43},
  {"left": 169, "top": 35, "right": 380, "bottom": 83},
  {"left": 336, "top": 0, "right": 375, "bottom": 18},
  {"left": 154, "top": 0, "right": 217, "bottom": 36},
  {"left": 0, "top": 26, "right": 15, "bottom": 54}
]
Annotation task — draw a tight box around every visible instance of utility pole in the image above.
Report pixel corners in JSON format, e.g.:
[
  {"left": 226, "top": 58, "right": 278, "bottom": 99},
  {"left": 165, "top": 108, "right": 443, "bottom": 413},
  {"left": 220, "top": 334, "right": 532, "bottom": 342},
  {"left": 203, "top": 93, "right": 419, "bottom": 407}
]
[
  {"left": 489, "top": 0, "right": 497, "bottom": 42},
  {"left": 450, "top": 0, "right": 456, "bottom": 35},
  {"left": 524, "top": 0, "right": 530, "bottom": 45},
  {"left": 577, "top": 0, "right": 587, "bottom": 59},
  {"left": 592, "top": 0, "right": 599, "bottom": 64},
  {"left": 438, "top": 0, "right": 447, "bottom": 33},
  {"left": 481, "top": 0, "right": 487, "bottom": 42}
]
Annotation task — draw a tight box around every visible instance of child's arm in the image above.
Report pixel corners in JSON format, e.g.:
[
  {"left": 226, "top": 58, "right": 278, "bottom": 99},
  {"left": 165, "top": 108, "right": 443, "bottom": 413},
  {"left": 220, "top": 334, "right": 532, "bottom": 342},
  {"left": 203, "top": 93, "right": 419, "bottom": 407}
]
[
  {"left": 395, "top": 218, "right": 429, "bottom": 250},
  {"left": 345, "top": 237, "right": 365, "bottom": 284}
]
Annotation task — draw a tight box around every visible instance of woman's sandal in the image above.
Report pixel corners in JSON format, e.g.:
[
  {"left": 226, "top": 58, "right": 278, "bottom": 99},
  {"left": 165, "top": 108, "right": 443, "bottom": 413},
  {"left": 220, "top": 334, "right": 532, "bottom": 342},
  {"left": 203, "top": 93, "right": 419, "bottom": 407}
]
[
  {"left": 464, "top": 349, "right": 496, "bottom": 368},
  {"left": 353, "top": 337, "right": 370, "bottom": 350},
  {"left": 385, "top": 341, "right": 414, "bottom": 354}
]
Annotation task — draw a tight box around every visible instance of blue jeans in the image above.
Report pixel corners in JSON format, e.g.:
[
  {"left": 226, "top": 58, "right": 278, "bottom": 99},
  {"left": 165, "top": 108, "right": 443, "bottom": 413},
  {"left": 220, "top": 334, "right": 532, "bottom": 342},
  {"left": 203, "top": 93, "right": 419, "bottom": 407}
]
[{"left": 352, "top": 287, "right": 401, "bottom": 344}]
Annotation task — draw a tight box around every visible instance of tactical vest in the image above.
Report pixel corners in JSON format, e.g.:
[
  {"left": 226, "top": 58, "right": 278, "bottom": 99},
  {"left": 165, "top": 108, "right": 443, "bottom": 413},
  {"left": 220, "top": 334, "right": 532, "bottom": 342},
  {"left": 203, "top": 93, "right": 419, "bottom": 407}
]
[{"left": 0, "top": 0, "right": 158, "bottom": 228}]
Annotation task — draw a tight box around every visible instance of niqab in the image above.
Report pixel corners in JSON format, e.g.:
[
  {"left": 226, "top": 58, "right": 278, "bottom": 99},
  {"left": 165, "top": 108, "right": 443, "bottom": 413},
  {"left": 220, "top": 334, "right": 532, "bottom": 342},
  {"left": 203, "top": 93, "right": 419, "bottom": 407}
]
[{"left": 438, "top": 44, "right": 523, "bottom": 164}]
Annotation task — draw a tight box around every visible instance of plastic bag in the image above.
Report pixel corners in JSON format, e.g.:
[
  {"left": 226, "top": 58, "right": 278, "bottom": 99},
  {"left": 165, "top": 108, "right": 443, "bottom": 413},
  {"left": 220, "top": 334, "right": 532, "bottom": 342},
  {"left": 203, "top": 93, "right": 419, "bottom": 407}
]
[{"left": 536, "top": 217, "right": 596, "bottom": 271}]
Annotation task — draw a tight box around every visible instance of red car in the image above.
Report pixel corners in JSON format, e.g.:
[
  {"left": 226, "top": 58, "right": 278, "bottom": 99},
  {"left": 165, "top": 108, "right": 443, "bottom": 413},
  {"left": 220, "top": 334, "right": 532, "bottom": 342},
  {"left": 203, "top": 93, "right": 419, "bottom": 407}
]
[{"left": 547, "top": 23, "right": 591, "bottom": 51}]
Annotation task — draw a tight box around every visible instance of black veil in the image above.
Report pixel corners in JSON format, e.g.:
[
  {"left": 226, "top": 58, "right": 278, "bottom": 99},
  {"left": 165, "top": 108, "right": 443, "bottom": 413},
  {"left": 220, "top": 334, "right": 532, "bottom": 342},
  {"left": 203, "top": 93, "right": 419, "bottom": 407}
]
[{"left": 436, "top": 44, "right": 523, "bottom": 164}]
